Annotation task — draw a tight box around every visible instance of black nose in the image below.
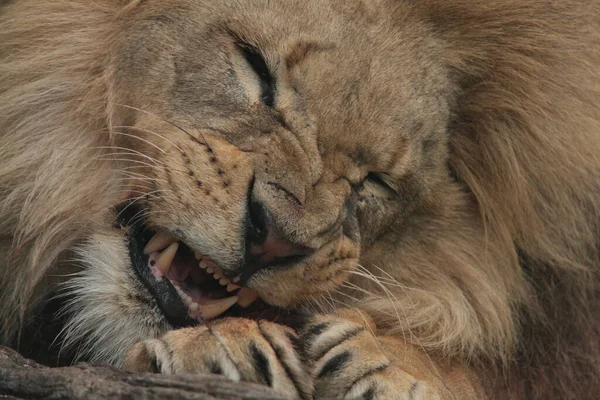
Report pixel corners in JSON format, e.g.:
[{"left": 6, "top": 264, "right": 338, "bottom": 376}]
[
  {"left": 247, "top": 200, "right": 269, "bottom": 246},
  {"left": 245, "top": 200, "right": 312, "bottom": 270}
]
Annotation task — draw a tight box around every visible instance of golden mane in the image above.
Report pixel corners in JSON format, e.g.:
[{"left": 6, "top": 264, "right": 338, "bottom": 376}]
[
  {"left": 416, "top": 0, "right": 600, "bottom": 394},
  {"left": 0, "top": 1, "right": 132, "bottom": 342}
]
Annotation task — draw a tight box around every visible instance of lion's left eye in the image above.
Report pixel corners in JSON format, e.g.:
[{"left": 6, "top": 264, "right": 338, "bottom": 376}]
[
  {"left": 364, "top": 172, "right": 397, "bottom": 197},
  {"left": 237, "top": 42, "right": 275, "bottom": 107}
]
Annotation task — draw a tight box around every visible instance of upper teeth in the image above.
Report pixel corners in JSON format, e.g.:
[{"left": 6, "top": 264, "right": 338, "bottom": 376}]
[
  {"left": 144, "top": 231, "right": 178, "bottom": 254},
  {"left": 144, "top": 231, "right": 260, "bottom": 313},
  {"left": 156, "top": 242, "right": 178, "bottom": 275}
]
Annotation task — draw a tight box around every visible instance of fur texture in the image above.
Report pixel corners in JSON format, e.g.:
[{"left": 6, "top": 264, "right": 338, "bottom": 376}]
[{"left": 0, "top": 1, "right": 598, "bottom": 399}]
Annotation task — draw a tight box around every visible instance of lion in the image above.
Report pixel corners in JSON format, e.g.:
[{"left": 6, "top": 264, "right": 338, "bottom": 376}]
[{"left": 0, "top": 0, "right": 598, "bottom": 398}]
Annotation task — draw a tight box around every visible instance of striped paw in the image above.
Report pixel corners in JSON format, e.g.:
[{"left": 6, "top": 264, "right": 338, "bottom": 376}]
[
  {"left": 123, "top": 318, "right": 313, "bottom": 400},
  {"left": 301, "top": 314, "right": 436, "bottom": 400}
]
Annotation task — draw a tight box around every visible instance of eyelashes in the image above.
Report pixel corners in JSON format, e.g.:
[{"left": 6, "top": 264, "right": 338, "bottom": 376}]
[{"left": 236, "top": 41, "right": 275, "bottom": 107}]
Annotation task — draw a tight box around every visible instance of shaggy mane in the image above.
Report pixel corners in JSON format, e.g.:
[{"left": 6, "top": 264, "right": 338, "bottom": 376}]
[
  {"left": 0, "top": 0, "right": 129, "bottom": 342},
  {"left": 416, "top": 1, "right": 600, "bottom": 397}
]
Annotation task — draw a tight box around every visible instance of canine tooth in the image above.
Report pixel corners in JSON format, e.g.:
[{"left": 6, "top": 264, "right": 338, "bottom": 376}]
[
  {"left": 226, "top": 283, "right": 241, "bottom": 292},
  {"left": 219, "top": 277, "right": 229, "bottom": 286},
  {"left": 189, "top": 302, "right": 199, "bottom": 312},
  {"left": 199, "top": 261, "right": 208, "bottom": 269},
  {"left": 198, "top": 296, "right": 239, "bottom": 320},
  {"left": 156, "top": 242, "right": 179, "bottom": 274},
  {"left": 237, "top": 288, "right": 259, "bottom": 308},
  {"left": 144, "top": 232, "right": 178, "bottom": 254}
]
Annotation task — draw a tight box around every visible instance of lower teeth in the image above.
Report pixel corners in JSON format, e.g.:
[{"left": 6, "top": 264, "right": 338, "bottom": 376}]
[{"left": 173, "top": 283, "right": 248, "bottom": 320}]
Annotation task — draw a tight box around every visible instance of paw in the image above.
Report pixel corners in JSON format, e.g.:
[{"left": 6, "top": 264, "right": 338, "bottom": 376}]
[
  {"left": 124, "top": 318, "right": 313, "bottom": 400},
  {"left": 301, "top": 313, "right": 441, "bottom": 400}
]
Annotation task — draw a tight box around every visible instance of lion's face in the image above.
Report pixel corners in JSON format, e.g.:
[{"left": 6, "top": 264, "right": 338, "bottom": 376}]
[{"left": 65, "top": 0, "right": 457, "bottom": 363}]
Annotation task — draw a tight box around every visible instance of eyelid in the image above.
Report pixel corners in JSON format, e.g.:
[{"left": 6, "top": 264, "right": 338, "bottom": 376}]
[
  {"left": 235, "top": 41, "right": 275, "bottom": 107},
  {"left": 365, "top": 172, "right": 399, "bottom": 196}
]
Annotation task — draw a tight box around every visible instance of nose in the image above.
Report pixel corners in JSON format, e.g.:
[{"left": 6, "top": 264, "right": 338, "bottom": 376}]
[{"left": 245, "top": 200, "right": 312, "bottom": 270}]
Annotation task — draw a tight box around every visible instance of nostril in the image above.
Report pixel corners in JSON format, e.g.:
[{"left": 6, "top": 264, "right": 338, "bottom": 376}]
[{"left": 247, "top": 200, "right": 269, "bottom": 245}]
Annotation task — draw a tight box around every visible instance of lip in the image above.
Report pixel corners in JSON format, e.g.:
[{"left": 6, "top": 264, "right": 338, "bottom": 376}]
[{"left": 122, "top": 211, "right": 198, "bottom": 329}]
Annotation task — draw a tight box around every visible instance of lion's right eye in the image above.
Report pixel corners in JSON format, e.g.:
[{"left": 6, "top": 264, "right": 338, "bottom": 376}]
[{"left": 237, "top": 42, "right": 275, "bottom": 107}]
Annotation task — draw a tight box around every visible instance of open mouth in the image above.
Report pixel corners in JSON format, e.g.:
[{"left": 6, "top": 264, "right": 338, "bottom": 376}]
[{"left": 120, "top": 208, "right": 261, "bottom": 329}]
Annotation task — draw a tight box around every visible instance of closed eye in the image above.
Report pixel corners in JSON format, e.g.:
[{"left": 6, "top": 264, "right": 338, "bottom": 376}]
[
  {"left": 236, "top": 41, "right": 275, "bottom": 107},
  {"left": 365, "top": 172, "right": 398, "bottom": 197},
  {"left": 366, "top": 172, "right": 392, "bottom": 189}
]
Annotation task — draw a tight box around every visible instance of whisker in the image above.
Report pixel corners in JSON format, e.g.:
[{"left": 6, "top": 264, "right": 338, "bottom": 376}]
[
  {"left": 347, "top": 264, "right": 456, "bottom": 399},
  {"left": 91, "top": 146, "right": 164, "bottom": 165},
  {"left": 89, "top": 124, "right": 173, "bottom": 154},
  {"left": 130, "top": 210, "right": 166, "bottom": 226},
  {"left": 368, "top": 264, "right": 435, "bottom": 295},
  {"left": 111, "top": 129, "right": 173, "bottom": 153},
  {"left": 326, "top": 294, "right": 381, "bottom": 346},
  {"left": 110, "top": 130, "right": 168, "bottom": 154},
  {"left": 112, "top": 104, "right": 198, "bottom": 150},
  {"left": 177, "top": 109, "right": 215, "bottom": 153},
  {"left": 91, "top": 156, "right": 163, "bottom": 169},
  {"left": 111, "top": 176, "right": 167, "bottom": 184},
  {"left": 114, "top": 189, "right": 171, "bottom": 219},
  {"left": 345, "top": 266, "right": 409, "bottom": 350}
]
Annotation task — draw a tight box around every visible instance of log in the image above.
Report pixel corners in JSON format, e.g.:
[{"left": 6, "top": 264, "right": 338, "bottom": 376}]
[{"left": 0, "top": 346, "right": 285, "bottom": 400}]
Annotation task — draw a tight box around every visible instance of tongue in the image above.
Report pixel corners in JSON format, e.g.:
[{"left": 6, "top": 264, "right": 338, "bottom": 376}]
[
  {"left": 168, "top": 249, "right": 199, "bottom": 282},
  {"left": 169, "top": 261, "right": 189, "bottom": 281}
]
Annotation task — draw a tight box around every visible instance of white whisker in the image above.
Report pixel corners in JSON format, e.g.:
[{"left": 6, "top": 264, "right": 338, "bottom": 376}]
[
  {"left": 91, "top": 146, "right": 164, "bottom": 165},
  {"left": 91, "top": 156, "right": 162, "bottom": 170},
  {"left": 111, "top": 129, "right": 172, "bottom": 154},
  {"left": 111, "top": 104, "right": 194, "bottom": 151},
  {"left": 347, "top": 264, "right": 454, "bottom": 397}
]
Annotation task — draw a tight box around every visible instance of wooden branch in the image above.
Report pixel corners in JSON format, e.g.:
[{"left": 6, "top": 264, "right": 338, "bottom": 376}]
[{"left": 0, "top": 346, "right": 285, "bottom": 400}]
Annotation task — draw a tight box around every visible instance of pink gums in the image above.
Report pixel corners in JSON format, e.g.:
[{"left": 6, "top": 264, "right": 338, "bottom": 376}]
[{"left": 148, "top": 252, "right": 164, "bottom": 281}]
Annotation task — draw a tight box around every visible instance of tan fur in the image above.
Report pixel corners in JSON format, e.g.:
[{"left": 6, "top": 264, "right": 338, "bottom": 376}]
[
  {"left": 1, "top": 0, "right": 598, "bottom": 399},
  {"left": 126, "top": 318, "right": 313, "bottom": 398}
]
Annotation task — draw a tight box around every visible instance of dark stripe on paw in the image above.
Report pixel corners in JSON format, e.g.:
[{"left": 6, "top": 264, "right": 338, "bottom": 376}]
[
  {"left": 149, "top": 356, "right": 160, "bottom": 374},
  {"left": 317, "top": 350, "right": 352, "bottom": 378},
  {"left": 314, "top": 326, "right": 365, "bottom": 362},
  {"left": 258, "top": 322, "right": 312, "bottom": 400},
  {"left": 302, "top": 322, "right": 330, "bottom": 355},
  {"left": 207, "top": 359, "right": 223, "bottom": 375},
  {"left": 207, "top": 327, "right": 241, "bottom": 379},
  {"left": 250, "top": 342, "right": 272, "bottom": 387},
  {"left": 285, "top": 330, "right": 304, "bottom": 353},
  {"left": 305, "top": 322, "right": 330, "bottom": 341},
  {"left": 344, "top": 362, "right": 390, "bottom": 399}
]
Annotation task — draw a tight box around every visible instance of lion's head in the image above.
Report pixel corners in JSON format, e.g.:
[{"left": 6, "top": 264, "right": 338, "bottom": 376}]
[{"left": 1, "top": 1, "right": 598, "bottom": 397}]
